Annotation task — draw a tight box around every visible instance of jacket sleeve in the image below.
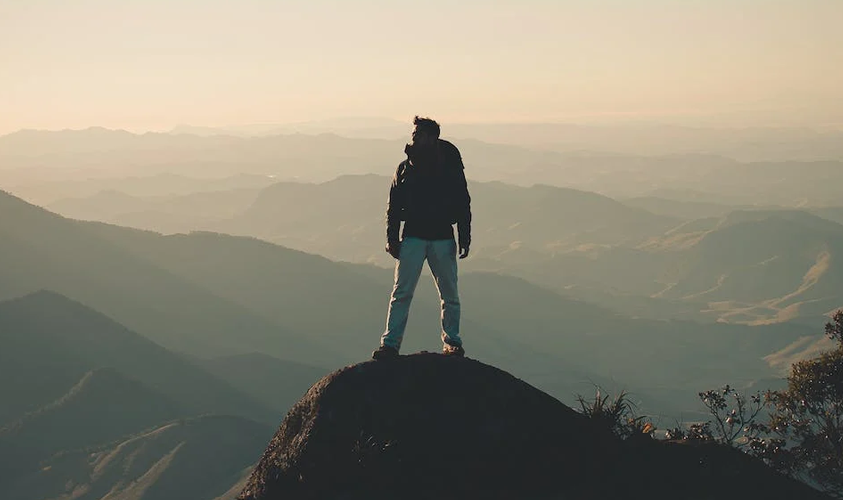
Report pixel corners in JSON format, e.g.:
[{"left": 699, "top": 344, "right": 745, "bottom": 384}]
[
  {"left": 454, "top": 153, "right": 472, "bottom": 246},
  {"left": 386, "top": 164, "right": 405, "bottom": 243}
]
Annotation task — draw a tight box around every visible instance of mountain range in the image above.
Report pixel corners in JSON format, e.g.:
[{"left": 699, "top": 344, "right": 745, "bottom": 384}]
[
  {"left": 37, "top": 171, "right": 843, "bottom": 326},
  {"left": 4, "top": 415, "right": 269, "bottom": 500},
  {"left": 0, "top": 290, "right": 283, "bottom": 499},
  {"left": 0, "top": 189, "right": 824, "bottom": 409},
  {"left": 3, "top": 127, "right": 841, "bottom": 498},
  {"left": 175, "top": 120, "right": 843, "bottom": 162},
  {"left": 4, "top": 128, "right": 843, "bottom": 206},
  {"left": 0, "top": 164, "right": 837, "bottom": 497}
]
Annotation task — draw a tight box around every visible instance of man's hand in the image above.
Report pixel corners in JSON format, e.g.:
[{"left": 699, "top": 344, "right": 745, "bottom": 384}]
[
  {"left": 457, "top": 221, "right": 471, "bottom": 260},
  {"left": 458, "top": 241, "right": 470, "bottom": 259},
  {"left": 386, "top": 240, "right": 401, "bottom": 260}
]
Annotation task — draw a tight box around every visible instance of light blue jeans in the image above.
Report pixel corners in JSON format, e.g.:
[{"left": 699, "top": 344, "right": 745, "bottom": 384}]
[{"left": 381, "top": 237, "right": 462, "bottom": 351}]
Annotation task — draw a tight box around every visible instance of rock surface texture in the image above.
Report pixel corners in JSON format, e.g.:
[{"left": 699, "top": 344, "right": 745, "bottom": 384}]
[{"left": 239, "top": 353, "right": 830, "bottom": 500}]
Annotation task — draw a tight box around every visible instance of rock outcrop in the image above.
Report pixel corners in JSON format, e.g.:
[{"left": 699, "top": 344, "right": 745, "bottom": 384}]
[{"left": 239, "top": 353, "right": 830, "bottom": 500}]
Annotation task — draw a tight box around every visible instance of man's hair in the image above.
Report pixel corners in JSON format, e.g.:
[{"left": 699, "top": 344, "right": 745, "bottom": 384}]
[{"left": 413, "top": 116, "right": 440, "bottom": 138}]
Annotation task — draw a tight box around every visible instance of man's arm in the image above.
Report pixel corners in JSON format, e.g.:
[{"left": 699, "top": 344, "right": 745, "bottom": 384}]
[
  {"left": 453, "top": 153, "right": 472, "bottom": 258},
  {"left": 385, "top": 164, "right": 406, "bottom": 257}
]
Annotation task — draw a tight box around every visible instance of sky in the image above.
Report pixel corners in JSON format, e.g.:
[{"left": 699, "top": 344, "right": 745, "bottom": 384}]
[{"left": 1, "top": 0, "right": 842, "bottom": 134}]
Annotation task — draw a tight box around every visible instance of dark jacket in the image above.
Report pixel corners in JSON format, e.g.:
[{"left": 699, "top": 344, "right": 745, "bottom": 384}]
[{"left": 386, "top": 139, "right": 472, "bottom": 244}]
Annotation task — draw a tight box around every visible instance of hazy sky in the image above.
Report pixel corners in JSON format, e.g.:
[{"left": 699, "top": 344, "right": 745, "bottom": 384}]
[{"left": 1, "top": 0, "right": 842, "bottom": 134}]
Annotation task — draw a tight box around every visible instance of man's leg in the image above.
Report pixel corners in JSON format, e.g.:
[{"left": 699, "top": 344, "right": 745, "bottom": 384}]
[
  {"left": 380, "top": 237, "right": 426, "bottom": 350},
  {"left": 427, "top": 238, "right": 462, "bottom": 348}
]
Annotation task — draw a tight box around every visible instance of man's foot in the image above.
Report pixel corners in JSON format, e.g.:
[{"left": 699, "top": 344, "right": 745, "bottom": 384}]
[
  {"left": 372, "top": 345, "right": 400, "bottom": 360},
  {"left": 442, "top": 344, "right": 465, "bottom": 357}
]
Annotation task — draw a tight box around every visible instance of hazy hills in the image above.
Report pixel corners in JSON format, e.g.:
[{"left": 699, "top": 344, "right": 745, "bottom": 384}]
[
  {"left": 194, "top": 354, "right": 326, "bottom": 414},
  {"left": 62, "top": 194, "right": 815, "bottom": 402},
  {"left": 38, "top": 170, "right": 843, "bottom": 325},
  {"left": 15, "top": 173, "right": 275, "bottom": 208},
  {"left": 3, "top": 415, "right": 270, "bottom": 500},
  {"left": 45, "top": 174, "right": 681, "bottom": 265},
  {"left": 811, "top": 206, "right": 843, "bottom": 224},
  {"left": 499, "top": 210, "right": 843, "bottom": 326},
  {"left": 0, "top": 290, "right": 285, "bottom": 499},
  {"left": 48, "top": 187, "right": 263, "bottom": 234},
  {"left": 169, "top": 120, "right": 843, "bottom": 161},
  {"left": 442, "top": 123, "right": 843, "bottom": 162},
  {"left": 0, "top": 281, "right": 820, "bottom": 498},
  {"left": 0, "top": 129, "right": 402, "bottom": 203},
  {"left": 644, "top": 211, "right": 843, "bottom": 319},
  {"left": 223, "top": 180, "right": 843, "bottom": 326},
  {"left": 622, "top": 195, "right": 843, "bottom": 224},
  {"left": 4, "top": 128, "right": 843, "bottom": 206},
  {"left": 0, "top": 189, "right": 327, "bottom": 363},
  {"left": 2, "top": 188, "right": 611, "bottom": 397},
  {"left": 0, "top": 189, "right": 823, "bottom": 414},
  {"left": 1, "top": 139, "right": 839, "bottom": 497},
  {"left": 0, "top": 291, "right": 276, "bottom": 426},
  {"left": 0, "top": 367, "right": 180, "bottom": 464},
  {"left": 623, "top": 196, "right": 757, "bottom": 220}
]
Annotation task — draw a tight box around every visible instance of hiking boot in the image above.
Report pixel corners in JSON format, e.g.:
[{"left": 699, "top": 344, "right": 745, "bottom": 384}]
[
  {"left": 372, "top": 345, "right": 400, "bottom": 360},
  {"left": 442, "top": 344, "right": 465, "bottom": 357}
]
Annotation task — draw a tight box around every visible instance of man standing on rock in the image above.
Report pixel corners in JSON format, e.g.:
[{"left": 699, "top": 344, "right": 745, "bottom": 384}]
[{"left": 372, "top": 116, "right": 472, "bottom": 360}]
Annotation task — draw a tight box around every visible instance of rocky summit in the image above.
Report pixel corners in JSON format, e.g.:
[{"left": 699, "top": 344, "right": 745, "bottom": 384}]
[{"left": 239, "top": 353, "right": 829, "bottom": 500}]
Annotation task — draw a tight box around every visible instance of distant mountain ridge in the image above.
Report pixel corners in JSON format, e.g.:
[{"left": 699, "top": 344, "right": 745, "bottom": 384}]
[
  {"left": 644, "top": 210, "right": 843, "bottom": 321},
  {"left": 48, "top": 187, "right": 263, "bottom": 233},
  {"left": 1, "top": 188, "right": 817, "bottom": 414},
  {"left": 43, "top": 173, "right": 842, "bottom": 325},
  {"left": 210, "top": 175, "right": 680, "bottom": 266},
  {"left": 0, "top": 175, "right": 837, "bottom": 498},
  {"left": 0, "top": 289, "right": 287, "bottom": 499},
  {"left": 2, "top": 415, "right": 271, "bottom": 500},
  {"left": 11, "top": 121, "right": 836, "bottom": 160},
  {"left": 195, "top": 353, "right": 327, "bottom": 414},
  {"left": 0, "top": 290, "right": 276, "bottom": 426},
  {"left": 4, "top": 127, "right": 843, "bottom": 205},
  {"left": 0, "top": 367, "right": 181, "bottom": 468},
  {"left": 0, "top": 189, "right": 324, "bottom": 363}
]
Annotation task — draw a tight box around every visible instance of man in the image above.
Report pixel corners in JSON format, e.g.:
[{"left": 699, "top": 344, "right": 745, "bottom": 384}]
[{"left": 372, "top": 116, "right": 472, "bottom": 360}]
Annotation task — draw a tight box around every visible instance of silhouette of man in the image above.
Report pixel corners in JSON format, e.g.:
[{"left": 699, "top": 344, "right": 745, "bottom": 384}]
[{"left": 372, "top": 116, "right": 472, "bottom": 359}]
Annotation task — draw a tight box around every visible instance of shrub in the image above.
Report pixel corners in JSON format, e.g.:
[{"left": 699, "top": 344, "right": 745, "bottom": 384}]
[{"left": 576, "top": 388, "right": 654, "bottom": 440}]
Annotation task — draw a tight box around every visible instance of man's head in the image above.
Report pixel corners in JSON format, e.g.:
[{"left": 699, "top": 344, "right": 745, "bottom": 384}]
[{"left": 411, "top": 116, "right": 440, "bottom": 146}]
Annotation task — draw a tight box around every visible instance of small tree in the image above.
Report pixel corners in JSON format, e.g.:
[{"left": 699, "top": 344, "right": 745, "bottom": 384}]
[
  {"left": 765, "top": 310, "right": 843, "bottom": 496},
  {"left": 697, "top": 385, "right": 767, "bottom": 448},
  {"left": 664, "top": 385, "right": 766, "bottom": 447}
]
